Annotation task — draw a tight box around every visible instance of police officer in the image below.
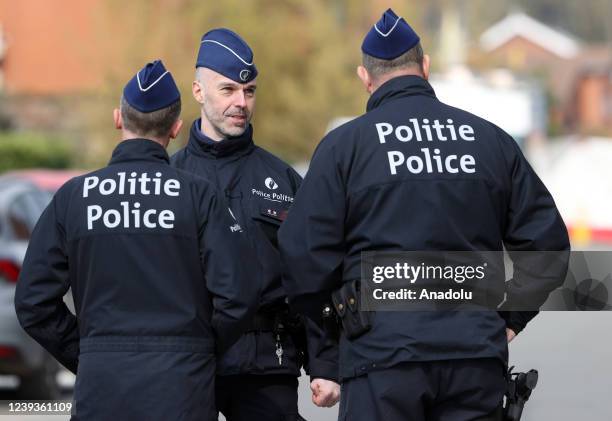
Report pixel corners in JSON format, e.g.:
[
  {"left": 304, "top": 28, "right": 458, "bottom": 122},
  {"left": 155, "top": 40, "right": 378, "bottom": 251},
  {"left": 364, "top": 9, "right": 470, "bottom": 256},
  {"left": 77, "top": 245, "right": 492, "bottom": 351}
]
[
  {"left": 14, "top": 60, "right": 258, "bottom": 421},
  {"left": 278, "top": 9, "right": 570, "bottom": 421},
  {"left": 171, "top": 29, "right": 340, "bottom": 420}
]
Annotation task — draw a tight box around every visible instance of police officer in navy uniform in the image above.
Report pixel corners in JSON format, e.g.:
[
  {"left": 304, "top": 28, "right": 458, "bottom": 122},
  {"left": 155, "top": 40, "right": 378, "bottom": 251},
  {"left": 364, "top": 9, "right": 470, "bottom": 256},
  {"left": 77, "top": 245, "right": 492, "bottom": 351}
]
[
  {"left": 15, "top": 60, "right": 258, "bottom": 421},
  {"left": 171, "top": 29, "right": 340, "bottom": 420},
  {"left": 278, "top": 9, "right": 570, "bottom": 421}
]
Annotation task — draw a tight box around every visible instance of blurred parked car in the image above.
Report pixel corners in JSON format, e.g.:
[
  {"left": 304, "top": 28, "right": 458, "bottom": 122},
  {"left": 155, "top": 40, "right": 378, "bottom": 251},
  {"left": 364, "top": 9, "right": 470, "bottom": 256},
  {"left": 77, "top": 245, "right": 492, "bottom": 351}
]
[{"left": 0, "top": 169, "right": 81, "bottom": 399}]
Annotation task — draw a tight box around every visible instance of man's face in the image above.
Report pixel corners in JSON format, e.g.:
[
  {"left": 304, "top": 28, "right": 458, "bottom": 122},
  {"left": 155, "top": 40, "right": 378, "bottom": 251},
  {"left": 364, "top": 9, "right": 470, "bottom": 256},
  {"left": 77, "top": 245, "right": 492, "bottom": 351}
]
[{"left": 195, "top": 68, "right": 256, "bottom": 139}]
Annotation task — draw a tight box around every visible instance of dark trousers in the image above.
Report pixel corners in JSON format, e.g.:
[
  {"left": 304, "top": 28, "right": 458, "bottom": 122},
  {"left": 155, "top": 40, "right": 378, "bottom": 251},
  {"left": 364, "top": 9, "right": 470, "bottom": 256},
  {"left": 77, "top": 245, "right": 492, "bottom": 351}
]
[
  {"left": 216, "top": 374, "right": 302, "bottom": 421},
  {"left": 338, "top": 358, "right": 505, "bottom": 421}
]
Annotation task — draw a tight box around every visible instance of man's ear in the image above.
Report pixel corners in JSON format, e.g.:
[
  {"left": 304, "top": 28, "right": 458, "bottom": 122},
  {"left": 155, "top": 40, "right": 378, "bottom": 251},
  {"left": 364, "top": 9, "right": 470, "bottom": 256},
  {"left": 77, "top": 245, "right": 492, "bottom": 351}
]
[
  {"left": 422, "top": 54, "right": 431, "bottom": 80},
  {"left": 113, "top": 108, "right": 122, "bottom": 130},
  {"left": 169, "top": 119, "right": 183, "bottom": 139},
  {"left": 192, "top": 80, "right": 204, "bottom": 104},
  {"left": 357, "top": 65, "right": 373, "bottom": 94}
]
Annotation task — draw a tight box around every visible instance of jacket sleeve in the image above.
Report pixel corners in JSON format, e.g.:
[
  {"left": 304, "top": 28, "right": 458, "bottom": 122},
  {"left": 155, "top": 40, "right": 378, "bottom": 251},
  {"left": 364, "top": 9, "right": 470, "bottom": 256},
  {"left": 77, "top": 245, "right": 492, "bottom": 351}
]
[
  {"left": 281, "top": 164, "right": 340, "bottom": 380},
  {"left": 498, "top": 131, "right": 570, "bottom": 332},
  {"left": 278, "top": 139, "right": 346, "bottom": 324},
  {"left": 200, "top": 190, "right": 260, "bottom": 354},
  {"left": 497, "top": 310, "right": 539, "bottom": 334},
  {"left": 14, "top": 196, "right": 79, "bottom": 374},
  {"left": 302, "top": 317, "right": 339, "bottom": 382}
]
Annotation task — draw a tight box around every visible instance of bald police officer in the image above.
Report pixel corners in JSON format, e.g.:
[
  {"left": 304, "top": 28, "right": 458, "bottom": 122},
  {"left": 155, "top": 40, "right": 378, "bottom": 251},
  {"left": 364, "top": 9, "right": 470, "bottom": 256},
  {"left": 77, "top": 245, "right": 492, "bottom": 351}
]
[
  {"left": 15, "top": 60, "right": 258, "bottom": 421},
  {"left": 279, "top": 9, "right": 569, "bottom": 421},
  {"left": 171, "top": 29, "right": 339, "bottom": 420}
]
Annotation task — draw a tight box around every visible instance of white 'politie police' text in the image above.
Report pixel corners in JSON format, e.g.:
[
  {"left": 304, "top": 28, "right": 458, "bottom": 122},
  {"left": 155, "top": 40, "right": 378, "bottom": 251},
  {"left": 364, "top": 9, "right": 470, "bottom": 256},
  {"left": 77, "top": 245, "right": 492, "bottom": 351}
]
[
  {"left": 375, "top": 118, "right": 476, "bottom": 175},
  {"left": 82, "top": 172, "right": 179, "bottom": 230}
]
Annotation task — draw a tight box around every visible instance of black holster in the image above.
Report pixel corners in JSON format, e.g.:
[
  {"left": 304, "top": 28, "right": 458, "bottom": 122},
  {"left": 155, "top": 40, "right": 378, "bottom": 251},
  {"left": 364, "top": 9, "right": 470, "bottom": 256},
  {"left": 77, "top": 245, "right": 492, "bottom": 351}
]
[
  {"left": 503, "top": 367, "right": 538, "bottom": 421},
  {"left": 331, "top": 280, "right": 372, "bottom": 340}
]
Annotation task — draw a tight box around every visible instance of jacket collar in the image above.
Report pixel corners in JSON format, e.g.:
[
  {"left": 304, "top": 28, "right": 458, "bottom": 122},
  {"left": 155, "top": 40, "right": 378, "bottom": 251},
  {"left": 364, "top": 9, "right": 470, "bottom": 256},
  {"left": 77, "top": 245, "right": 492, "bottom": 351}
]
[
  {"left": 187, "top": 118, "right": 255, "bottom": 159},
  {"left": 366, "top": 75, "right": 437, "bottom": 112},
  {"left": 109, "top": 138, "right": 169, "bottom": 165}
]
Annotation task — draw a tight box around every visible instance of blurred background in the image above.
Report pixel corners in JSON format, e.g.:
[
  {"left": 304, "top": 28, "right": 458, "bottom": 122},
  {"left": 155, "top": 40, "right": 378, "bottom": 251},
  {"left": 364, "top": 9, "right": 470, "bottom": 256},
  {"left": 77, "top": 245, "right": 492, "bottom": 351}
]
[{"left": 0, "top": 0, "right": 610, "bottom": 420}]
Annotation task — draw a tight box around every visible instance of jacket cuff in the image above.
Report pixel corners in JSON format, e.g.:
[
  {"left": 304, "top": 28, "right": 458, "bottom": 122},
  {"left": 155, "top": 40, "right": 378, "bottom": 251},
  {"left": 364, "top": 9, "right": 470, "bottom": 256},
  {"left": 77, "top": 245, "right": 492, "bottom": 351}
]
[
  {"left": 308, "top": 360, "right": 339, "bottom": 383},
  {"left": 498, "top": 310, "right": 539, "bottom": 334}
]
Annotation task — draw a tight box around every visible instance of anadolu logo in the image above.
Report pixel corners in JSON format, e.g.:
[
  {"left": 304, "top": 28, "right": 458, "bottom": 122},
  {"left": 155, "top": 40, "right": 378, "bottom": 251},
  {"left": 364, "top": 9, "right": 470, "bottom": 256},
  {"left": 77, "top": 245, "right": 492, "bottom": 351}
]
[{"left": 264, "top": 177, "right": 279, "bottom": 190}]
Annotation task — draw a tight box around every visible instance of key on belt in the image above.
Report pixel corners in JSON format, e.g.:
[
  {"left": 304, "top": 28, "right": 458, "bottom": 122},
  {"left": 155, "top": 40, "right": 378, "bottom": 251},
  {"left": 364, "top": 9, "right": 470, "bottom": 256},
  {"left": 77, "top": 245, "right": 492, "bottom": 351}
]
[{"left": 275, "top": 334, "right": 283, "bottom": 365}]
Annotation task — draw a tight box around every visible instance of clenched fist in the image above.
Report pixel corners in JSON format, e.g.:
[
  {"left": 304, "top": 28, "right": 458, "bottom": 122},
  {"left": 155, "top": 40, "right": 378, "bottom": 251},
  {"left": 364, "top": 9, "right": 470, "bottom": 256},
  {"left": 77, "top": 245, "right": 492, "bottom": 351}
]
[{"left": 310, "top": 378, "right": 340, "bottom": 408}]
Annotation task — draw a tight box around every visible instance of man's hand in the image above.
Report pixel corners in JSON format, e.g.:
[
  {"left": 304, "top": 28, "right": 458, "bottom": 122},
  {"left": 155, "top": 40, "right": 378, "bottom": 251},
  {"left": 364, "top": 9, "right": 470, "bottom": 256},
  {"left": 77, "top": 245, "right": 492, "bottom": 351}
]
[
  {"left": 506, "top": 328, "right": 517, "bottom": 343},
  {"left": 310, "top": 378, "right": 340, "bottom": 407}
]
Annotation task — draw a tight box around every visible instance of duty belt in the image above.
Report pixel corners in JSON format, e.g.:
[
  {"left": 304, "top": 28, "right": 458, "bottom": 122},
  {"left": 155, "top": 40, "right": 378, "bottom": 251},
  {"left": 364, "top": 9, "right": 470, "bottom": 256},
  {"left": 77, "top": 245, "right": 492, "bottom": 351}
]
[{"left": 244, "top": 311, "right": 297, "bottom": 367}]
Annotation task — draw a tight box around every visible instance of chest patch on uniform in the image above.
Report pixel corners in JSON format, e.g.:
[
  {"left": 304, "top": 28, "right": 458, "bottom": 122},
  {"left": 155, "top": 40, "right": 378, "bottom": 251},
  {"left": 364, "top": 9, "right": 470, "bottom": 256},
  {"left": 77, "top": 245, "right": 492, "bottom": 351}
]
[
  {"left": 251, "top": 187, "right": 294, "bottom": 203},
  {"left": 262, "top": 207, "right": 287, "bottom": 222}
]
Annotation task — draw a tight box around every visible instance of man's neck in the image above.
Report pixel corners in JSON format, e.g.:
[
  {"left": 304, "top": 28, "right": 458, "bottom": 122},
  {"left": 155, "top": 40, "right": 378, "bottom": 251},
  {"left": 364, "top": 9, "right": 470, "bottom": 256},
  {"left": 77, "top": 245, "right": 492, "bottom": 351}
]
[
  {"left": 199, "top": 115, "right": 225, "bottom": 142},
  {"left": 121, "top": 130, "right": 169, "bottom": 148},
  {"left": 371, "top": 70, "right": 424, "bottom": 94}
]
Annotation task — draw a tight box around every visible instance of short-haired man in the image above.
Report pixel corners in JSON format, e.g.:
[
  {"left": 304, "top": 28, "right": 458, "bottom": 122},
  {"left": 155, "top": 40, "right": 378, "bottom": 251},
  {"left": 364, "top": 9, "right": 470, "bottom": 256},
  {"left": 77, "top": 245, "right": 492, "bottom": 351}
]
[
  {"left": 172, "top": 29, "right": 340, "bottom": 420},
  {"left": 15, "top": 60, "right": 257, "bottom": 421},
  {"left": 279, "top": 9, "right": 569, "bottom": 421}
]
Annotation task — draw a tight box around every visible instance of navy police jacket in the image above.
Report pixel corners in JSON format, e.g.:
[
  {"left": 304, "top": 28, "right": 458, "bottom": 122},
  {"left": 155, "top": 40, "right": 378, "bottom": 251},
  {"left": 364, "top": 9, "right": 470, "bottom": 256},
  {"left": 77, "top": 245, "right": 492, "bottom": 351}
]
[
  {"left": 172, "top": 120, "right": 338, "bottom": 381},
  {"left": 15, "top": 139, "right": 257, "bottom": 420},
  {"left": 278, "top": 76, "right": 570, "bottom": 380}
]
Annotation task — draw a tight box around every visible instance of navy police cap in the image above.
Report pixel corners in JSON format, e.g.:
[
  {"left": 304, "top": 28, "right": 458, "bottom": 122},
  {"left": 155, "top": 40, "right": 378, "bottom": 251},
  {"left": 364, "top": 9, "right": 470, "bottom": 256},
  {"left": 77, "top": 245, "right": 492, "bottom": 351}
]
[
  {"left": 196, "top": 28, "right": 258, "bottom": 83},
  {"left": 123, "top": 60, "right": 180, "bottom": 113},
  {"left": 362, "top": 8, "right": 420, "bottom": 60}
]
